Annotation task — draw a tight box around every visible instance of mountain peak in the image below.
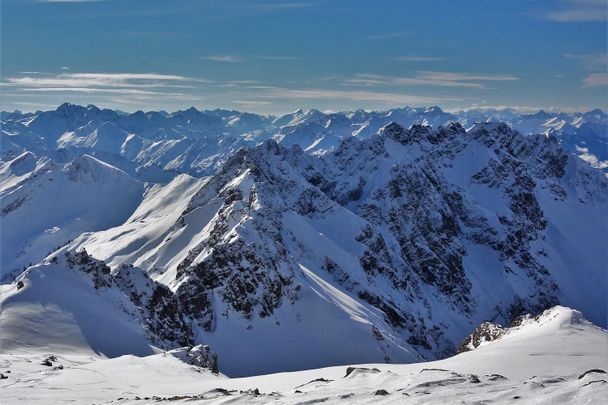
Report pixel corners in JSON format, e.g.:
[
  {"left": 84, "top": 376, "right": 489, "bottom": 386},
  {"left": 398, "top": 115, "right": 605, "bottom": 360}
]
[
  {"left": 56, "top": 102, "right": 82, "bottom": 112},
  {"left": 65, "top": 154, "right": 130, "bottom": 184},
  {"left": 425, "top": 105, "right": 444, "bottom": 114},
  {"left": 380, "top": 121, "right": 406, "bottom": 137},
  {"left": 55, "top": 102, "right": 88, "bottom": 117},
  {"left": 469, "top": 120, "right": 511, "bottom": 134}
]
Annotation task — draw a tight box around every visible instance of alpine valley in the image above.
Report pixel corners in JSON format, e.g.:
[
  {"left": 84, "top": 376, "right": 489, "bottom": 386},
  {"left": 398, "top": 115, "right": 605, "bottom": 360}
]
[{"left": 1, "top": 104, "right": 607, "bottom": 404}]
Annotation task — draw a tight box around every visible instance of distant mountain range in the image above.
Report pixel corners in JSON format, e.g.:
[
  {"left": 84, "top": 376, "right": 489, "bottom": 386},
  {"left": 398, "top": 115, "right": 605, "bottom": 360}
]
[{"left": 2, "top": 104, "right": 606, "bottom": 183}]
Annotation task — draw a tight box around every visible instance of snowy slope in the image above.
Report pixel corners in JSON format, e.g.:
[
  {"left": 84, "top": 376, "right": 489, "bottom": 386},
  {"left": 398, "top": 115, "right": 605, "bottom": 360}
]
[
  {"left": 0, "top": 248, "right": 204, "bottom": 358},
  {"left": 0, "top": 153, "right": 144, "bottom": 278},
  {"left": 65, "top": 173, "right": 206, "bottom": 282},
  {"left": 0, "top": 306, "right": 605, "bottom": 404},
  {"left": 0, "top": 254, "right": 157, "bottom": 358}
]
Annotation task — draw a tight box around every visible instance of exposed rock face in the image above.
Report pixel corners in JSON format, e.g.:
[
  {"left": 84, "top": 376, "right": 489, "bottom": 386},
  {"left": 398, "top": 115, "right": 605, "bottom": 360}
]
[
  {"left": 457, "top": 306, "right": 594, "bottom": 355},
  {"left": 62, "top": 250, "right": 194, "bottom": 349},
  {"left": 457, "top": 322, "right": 506, "bottom": 353},
  {"left": 169, "top": 345, "right": 219, "bottom": 374}
]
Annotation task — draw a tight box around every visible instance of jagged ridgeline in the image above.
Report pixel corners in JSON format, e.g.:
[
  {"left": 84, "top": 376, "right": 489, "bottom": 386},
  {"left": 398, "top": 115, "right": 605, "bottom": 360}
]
[{"left": 1, "top": 115, "right": 606, "bottom": 377}]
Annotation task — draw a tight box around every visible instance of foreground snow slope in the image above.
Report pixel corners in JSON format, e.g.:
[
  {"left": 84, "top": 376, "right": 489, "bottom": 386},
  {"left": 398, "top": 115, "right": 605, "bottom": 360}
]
[{"left": 0, "top": 306, "right": 605, "bottom": 404}]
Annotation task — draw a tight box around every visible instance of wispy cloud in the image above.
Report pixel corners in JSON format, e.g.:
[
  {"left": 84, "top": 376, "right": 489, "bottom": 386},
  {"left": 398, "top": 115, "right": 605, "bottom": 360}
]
[
  {"left": 394, "top": 56, "right": 447, "bottom": 62},
  {"left": 545, "top": 0, "right": 607, "bottom": 22},
  {"left": 1, "top": 72, "right": 209, "bottom": 102},
  {"left": 4, "top": 72, "right": 203, "bottom": 88},
  {"left": 124, "top": 30, "right": 188, "bottom": 38},
  {"left": 36, "top": 0, "right": 109, "bottom": 3},
  {"left": 253, "top": 55, "right": 302, "bottom": 61},
  {"left": 252, "top": 2, "right": 314, "bottom": 10},
  {"left": 367, "top": 31, "right": 411, "bottom": 40},
  {"left": 233, "top": 100, "right": 274, "bottom": 106},
  {"left": 0, "top": 70, "right": 523, "bottom": 113},
  {"left": 563, "top": 53, "right": 607, "bottom": 87},
  {"left": 344, "top": 71, "right": 518, "bottom": 89},
  {"left": 14, "top": 87, "right": 188, "bottom": 96},
  {"left": 245, "top": 86, "right": 463, "bottom": 105},
  {"left": 583, "top": 73, "right": 608, "bottom": 87},
  {"left": 453, "top": 104, "right": 580, "bottom": 114},
  {"left": 203, "top": 55, "right": 243, "bottom": 63},
  {"left": 418, "top": 71, "right": 519, "bottom": 82},
  {"left": 219, "top": 80, "right": 262, "bottom": 88},
  {"left": 202, "top": 54, "right": 302, "bottom": 64},
  {"left": 564, "top": 53, "right": 607, "bottom": 70}
]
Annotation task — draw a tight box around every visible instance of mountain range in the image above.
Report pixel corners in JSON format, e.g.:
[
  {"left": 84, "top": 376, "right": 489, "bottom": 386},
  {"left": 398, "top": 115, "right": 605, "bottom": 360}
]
[
  {"left": 1, "top": 104, "right": 606, "bottom": 379},
  {"left": 2, "top": 104, "right": 606, "bottom": 182}
]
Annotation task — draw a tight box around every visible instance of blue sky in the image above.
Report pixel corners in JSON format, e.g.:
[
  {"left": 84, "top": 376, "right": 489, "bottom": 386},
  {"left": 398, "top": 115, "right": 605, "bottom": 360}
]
[{"left": 1, "top": 0, "right": 606, "bottom": 114}]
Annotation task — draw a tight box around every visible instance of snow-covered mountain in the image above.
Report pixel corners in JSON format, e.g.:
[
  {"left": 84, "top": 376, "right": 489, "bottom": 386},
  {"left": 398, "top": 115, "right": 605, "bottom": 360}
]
[
  {"left": 458, "top": 108, "right": 608, "bottom": 173},
  {"left": 1, "top": 117, "right": 605, "bottom": 378},
  {"left": 1, "top": 104, "right": 273, "bottom": 181},
  {"left": 2, "top": 104, "right": 606, "bottom": 181},
  {"left": 0, "top": 152, "right": 144, "bottom": 278}
]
